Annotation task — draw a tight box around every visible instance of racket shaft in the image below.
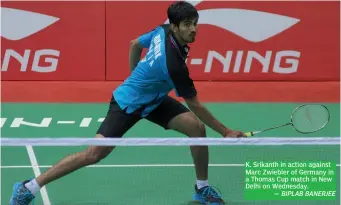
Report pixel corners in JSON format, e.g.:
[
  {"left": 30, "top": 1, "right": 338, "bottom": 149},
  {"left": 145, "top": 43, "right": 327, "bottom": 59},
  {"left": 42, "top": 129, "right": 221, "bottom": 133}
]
[
  {"left": 245, "top": 123, "right": 292, "bottom": 136},
  {"left": 260, "top": 122, "right": 292, "bottom": 132}
]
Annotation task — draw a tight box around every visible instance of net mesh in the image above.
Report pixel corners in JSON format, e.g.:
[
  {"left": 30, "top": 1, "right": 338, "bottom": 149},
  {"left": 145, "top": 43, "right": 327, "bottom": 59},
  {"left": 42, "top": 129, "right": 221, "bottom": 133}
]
[{"left": 1, "top": 137, "right": 339, "bottom": 205}]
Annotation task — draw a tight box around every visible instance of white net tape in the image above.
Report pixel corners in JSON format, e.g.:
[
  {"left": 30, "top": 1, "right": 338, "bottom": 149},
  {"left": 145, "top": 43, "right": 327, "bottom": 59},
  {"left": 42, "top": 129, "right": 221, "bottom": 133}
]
[{"left": 0, "top": 137, "right": 339, "bottom": 146}]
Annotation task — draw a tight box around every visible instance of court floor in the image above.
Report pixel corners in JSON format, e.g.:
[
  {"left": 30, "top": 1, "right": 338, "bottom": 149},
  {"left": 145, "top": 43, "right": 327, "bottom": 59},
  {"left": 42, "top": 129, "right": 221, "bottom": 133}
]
[{"left": 1, "top": 103, "right": 340, "bottom": 204}]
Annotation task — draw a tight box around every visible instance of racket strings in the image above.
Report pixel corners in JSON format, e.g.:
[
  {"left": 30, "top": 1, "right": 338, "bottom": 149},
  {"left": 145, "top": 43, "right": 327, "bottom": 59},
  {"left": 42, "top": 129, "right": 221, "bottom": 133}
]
[{"left": 291, "top": 105, "right": 329, "bottom": 133}]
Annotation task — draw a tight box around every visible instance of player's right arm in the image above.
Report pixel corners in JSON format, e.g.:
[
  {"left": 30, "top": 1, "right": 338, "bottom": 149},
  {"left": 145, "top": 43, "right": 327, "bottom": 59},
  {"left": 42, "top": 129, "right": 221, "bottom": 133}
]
[
  {"left": 129, "top": 39, "right": 144, "bottom": 71},
  {"left": 129, "top": 28, "right": 158, "bottom": 71},
  {"left": 169, "top": 64, "right": 246, "bottom": 138},
  {"left": 185, "top": 96, "right": 245, "bottom": 138}
]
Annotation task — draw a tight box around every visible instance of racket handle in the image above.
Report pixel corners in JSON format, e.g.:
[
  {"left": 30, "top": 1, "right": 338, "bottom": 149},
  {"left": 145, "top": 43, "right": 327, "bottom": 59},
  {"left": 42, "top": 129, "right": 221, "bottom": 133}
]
[{"left": 244, "top": 132, "right": 254, "bottom": 137}]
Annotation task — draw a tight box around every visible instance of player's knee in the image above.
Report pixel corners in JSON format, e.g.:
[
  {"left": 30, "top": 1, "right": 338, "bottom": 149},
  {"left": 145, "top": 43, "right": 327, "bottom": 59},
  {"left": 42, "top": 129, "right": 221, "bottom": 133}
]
[
  {"left": 196, "top": 120, "right": 206, "bottom": 137},
  {"left": 188, "top": 119, "right": 206, "bottom": 137},
  {"left": 84, "top": 146, "right": 113, "bottom": 164},
  {"left": 169, "top": 112, "right": 206, "bottom": 137}
]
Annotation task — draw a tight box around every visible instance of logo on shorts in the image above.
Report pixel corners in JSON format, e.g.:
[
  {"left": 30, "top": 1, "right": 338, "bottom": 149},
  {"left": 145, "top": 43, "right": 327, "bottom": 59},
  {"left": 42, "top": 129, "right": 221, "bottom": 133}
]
[{"left": 1, "top": 7, "right": 60, "bottom": 40}]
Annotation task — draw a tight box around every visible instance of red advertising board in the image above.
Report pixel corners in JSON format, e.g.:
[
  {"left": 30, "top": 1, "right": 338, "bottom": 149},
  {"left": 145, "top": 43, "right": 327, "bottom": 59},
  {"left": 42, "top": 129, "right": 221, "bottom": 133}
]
[
  {"left": 106, "top": 1, "right": 340, "bottom": 81},
  {"left": 1, "top": 1, "right": 339, "bottom": 82},
  {"left": 1, "top": 2, "right": 105, "bottom": 80}
]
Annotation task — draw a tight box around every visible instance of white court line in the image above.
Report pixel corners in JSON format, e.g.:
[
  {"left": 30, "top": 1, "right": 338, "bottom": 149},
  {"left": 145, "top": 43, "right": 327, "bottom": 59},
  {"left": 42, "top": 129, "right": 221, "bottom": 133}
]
[
  {"left": 1, "top": 163, "right": 340, "bottom": 168},
  {"left": 56, "top": 121, "right": 75, "bottom": 124},
  {"left": 26, "top": 146, "right": 51, "bottom": 205}
]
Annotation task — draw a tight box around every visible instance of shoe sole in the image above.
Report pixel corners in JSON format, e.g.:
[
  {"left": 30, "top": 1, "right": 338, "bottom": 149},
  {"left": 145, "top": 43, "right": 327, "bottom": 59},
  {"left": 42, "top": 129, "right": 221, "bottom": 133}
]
[{"left": 193, "top": 194, "right": 225, "bottom": 205}]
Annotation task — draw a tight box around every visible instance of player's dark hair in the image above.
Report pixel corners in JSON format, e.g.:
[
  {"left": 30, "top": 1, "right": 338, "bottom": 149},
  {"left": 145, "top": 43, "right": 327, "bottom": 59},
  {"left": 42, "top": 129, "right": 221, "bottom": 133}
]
[{"left": 167, "top": 1, "right": 199, "bottom": 26}]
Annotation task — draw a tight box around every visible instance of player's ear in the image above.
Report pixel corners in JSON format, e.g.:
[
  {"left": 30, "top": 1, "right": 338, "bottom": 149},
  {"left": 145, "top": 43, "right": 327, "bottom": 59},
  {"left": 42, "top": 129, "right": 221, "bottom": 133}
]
[{"left": 170, "top": 23, "right": 179, "bottom": 33}]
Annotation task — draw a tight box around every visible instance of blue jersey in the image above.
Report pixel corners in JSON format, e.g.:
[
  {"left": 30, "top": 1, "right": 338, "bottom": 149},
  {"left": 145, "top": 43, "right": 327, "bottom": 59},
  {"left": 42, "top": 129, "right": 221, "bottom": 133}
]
[{"left": 113, "top": 25, "right": 197, "bottom": 117}]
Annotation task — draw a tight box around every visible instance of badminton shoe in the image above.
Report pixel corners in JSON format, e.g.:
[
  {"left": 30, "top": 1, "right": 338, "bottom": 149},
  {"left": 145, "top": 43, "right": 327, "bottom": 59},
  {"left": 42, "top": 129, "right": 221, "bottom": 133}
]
[
  {"left": 192, "top": 185, "right": 225, "bottom": 204},
  {"left": 9, "top": 181, "right": 35, "bottom": 205}
]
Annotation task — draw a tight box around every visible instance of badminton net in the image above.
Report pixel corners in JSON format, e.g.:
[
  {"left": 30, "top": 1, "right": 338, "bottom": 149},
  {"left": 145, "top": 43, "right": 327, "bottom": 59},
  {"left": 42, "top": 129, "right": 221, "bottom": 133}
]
[{"left": 1, "top": 137, "right": 339, "bottom": 205}]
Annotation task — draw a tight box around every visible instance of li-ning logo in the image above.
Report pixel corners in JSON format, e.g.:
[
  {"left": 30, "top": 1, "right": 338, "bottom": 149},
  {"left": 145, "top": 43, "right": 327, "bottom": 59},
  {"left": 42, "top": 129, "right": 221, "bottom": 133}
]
[
  {"left": 164, "top": 1, "right": 302, "bottom": 74},
  {"left": 1, "top": 7, "right": 60, "bottom": 40},
  {"left": 1, "top": 7, "right": 61, "bottom": 73},
  {"left": 165, "top": 2, "right": 300, "bottom": 42}
]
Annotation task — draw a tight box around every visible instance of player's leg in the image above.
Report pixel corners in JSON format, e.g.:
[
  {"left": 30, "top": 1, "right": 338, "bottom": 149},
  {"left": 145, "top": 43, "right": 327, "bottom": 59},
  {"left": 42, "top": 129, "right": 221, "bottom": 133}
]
[
  {"left": 10, "top": 97, "right": 141, "bottom": 205},
  {"left": 35, "top": 134, "right": 113, "bottom": 187},
  {"left": 146, "top": 96, "right": 207, "bottom": 179},
  {"left": 168, "top": 113, "right": 208, "bottom": 180},
  {"left": 145, "top": 96, "right": 224, "bottom": 204}
]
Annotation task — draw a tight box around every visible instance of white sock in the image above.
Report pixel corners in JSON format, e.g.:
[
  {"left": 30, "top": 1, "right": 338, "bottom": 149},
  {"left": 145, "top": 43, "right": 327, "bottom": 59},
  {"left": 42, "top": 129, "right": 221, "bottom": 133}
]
[
  {"left": 196, "top": 180, "right": 209, "bottom": 189},
  {"left": 24, "top": 179, "right": 41, "bottom": 196}
]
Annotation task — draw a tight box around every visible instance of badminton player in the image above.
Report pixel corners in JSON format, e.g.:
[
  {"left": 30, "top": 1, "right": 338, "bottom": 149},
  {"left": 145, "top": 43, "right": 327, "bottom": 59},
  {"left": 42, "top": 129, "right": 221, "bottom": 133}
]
[{"left": 10, "top": 1, "right": 246, "bottom": 205}]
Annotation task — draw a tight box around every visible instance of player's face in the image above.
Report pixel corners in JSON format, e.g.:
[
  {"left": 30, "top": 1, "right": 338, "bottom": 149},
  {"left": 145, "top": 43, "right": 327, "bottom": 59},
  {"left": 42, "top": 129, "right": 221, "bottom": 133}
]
[{"left": 178, "top": 18, "right": 198, "bottom": 44}]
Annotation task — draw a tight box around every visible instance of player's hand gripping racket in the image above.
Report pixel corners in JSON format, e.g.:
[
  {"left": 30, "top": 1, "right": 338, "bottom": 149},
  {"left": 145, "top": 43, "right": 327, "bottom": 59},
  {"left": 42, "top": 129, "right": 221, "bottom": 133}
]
[{"left": 244, "top": 104, "right": 330, "bottom": 137}]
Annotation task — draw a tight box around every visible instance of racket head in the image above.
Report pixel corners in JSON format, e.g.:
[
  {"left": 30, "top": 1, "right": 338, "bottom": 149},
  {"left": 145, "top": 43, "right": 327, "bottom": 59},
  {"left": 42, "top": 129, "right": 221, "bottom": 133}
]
[{"left": 290, "top": 104, "right": 330, "bottom": 134}]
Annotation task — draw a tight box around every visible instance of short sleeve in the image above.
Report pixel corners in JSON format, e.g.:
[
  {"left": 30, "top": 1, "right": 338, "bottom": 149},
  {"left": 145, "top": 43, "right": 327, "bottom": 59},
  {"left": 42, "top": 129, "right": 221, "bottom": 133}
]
[
  {"left": 137, "top": 28, "right": 158, "bottom": 48},
  {"left": 168, "top": 64, "right": 197, "bottom": 99}
]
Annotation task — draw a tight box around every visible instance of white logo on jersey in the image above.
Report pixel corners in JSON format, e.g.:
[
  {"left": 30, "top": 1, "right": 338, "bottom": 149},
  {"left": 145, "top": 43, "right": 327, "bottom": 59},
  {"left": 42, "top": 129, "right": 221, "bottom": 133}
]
[{"left": 141, "top": 34, "right": 163, "bottom": 67}]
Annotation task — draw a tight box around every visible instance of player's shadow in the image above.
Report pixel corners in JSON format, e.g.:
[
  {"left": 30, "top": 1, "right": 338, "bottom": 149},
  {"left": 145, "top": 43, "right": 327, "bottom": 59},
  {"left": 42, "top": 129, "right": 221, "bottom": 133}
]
[
  {"left": 55, "top": 202, "right": 111, "bottom": 205},
  {"left": 182, "top": 200, "right": 254, "bottom": 205}
]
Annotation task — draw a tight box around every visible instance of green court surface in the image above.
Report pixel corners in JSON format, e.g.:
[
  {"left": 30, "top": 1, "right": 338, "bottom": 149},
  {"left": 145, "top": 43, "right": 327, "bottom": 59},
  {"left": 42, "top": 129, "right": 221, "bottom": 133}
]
[{"left": 1, "top": 103, "right": 340, "bottom": 205}]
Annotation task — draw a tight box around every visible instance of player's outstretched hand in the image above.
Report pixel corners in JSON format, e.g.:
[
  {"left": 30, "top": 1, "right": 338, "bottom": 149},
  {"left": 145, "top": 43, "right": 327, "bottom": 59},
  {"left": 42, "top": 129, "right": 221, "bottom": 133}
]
[{"left": 224, "top": 129, "right": 247, "bottom": 138}]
